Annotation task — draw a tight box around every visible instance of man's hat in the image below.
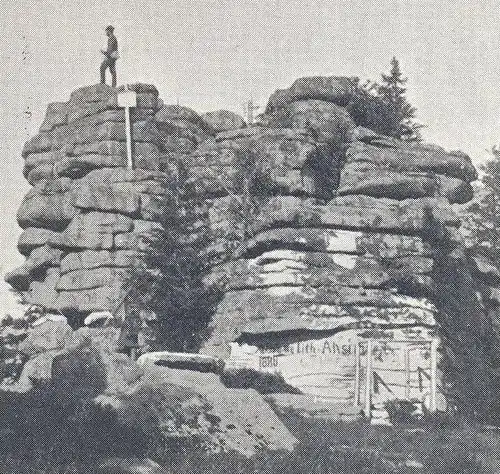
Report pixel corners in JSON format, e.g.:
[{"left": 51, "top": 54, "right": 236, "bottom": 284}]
[{"left": 105, "top": 25, "right": 114, "bottom": 32}]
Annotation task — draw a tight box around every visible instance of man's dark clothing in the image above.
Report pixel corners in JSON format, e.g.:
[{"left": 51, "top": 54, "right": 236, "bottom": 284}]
[
  {"left": 100, "top": 58, "right": 117, "bottom": 87},
  {"left": 100, "top": 33, "right": 118, "bottom": 87},
  {"left": 106, "top": 34, "right": 118, "bottom": 55}
]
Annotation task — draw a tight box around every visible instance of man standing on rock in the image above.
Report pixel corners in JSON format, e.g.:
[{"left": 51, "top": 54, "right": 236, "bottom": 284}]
[{"left": 100, "top": 25, "right": 119, "bottom": 87}]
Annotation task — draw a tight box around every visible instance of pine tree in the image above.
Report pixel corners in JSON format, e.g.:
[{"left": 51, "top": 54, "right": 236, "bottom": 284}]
[
  {"left": 346, "top": 58, "right": 423, "bottom": 140},
  {"left": 455, "top": 145, "right": 500, "bottom": 421},
  {"left": 466, "top": 147, "right": 500, "bottom": 266},
  {"left": 125, "top": 165, "right": 221, "bottom": 352},
  {"left": 377, "top": 57, "right": 422, "bottom": 140}
]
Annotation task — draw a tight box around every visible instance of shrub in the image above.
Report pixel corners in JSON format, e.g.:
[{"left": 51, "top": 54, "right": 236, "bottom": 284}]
[
  {"left": 0, "top": 313, "right": 29, "bottom": 384},
  {"left": 125, "top": 169, "right": 222, "bottom": 353},
  {"left": 384, "top": 399, "right": 420, "bottom": 424},
  {"left": 0, "top": 344, "right": 156, "bottom": 473},
  {"left": 346, "top": 83, "right": 394, "bottom": 135}
]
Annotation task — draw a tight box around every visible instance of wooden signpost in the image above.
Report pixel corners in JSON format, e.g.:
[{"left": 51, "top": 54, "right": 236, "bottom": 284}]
[
  {"left": 354, "top": 338, "right": 361, "bottom": 406},
  {"left": 404, "top": 345, "right": 411, "bottom": 400},
  {"left": 365, "top": 339, "right": 373, "bottom": 418},
  {"left": 117, "top": 85, "right": 137, "bottom": 169},
  {"left": 430, "top": 339, "right": 438, "bottom": 412}
]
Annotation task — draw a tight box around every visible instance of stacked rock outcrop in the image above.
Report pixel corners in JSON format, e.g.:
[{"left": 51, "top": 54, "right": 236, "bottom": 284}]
[
  {"left": 7, "top": 84, "right": 169, "bottom": 321},
  {"left": 185, "top": 78, "right": 476, "bottom": 361},
  {"left": 7, "top": 84, "right": 250, "bottom": 325},
  {"left": 7, "top": 77, "right": 487, "bottom": 405}
]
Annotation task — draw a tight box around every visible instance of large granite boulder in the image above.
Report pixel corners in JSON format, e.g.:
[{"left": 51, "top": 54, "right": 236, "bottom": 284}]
[
  {"left": 19, "top": 320, "right": 74, "bottom": 356},
  {"left": 10, "top": 321, "right": 142, "bottom": 395},
  {"left": 201, "top": 109, "right": 246, "bottom": 133},
  {"left": 265, "top": 76, "right": 358, "bottom": 113},
  {"left": 5, "top": 246, "right": 62, "bottom": 291},
  {"left": 17, "top": 178, "right": 78, "bottom": 230},
  {"left": 17, "top": 228, "right": 61, "bottom": 256},
  {"left": 165, "top": 79, "right": 484, "bottom": 412}
]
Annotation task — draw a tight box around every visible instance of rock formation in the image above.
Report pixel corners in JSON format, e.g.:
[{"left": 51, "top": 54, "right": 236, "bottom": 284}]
[
  {"left": 6, "top": 84, "right": 220, "bottom": 323},
  {"left": 186, "top": 77, "right": 481, "bottom": 405},
  {"left": 190, "top": 78, "right": 476, "bottom": 350},
  {"left": 7, "top": 76, "right": 493, "bottom": 407}
]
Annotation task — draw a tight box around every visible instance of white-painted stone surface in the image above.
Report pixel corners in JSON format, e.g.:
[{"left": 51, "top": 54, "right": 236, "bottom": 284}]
[
  {"left": 325, "top": 230, "right": 362, "bottom": 253},
  {"left": 328, "top": 253, "right": 358, "bottom": 269},
  {"left": 228, "top": 327, "right": 441, "bottom": 407}
]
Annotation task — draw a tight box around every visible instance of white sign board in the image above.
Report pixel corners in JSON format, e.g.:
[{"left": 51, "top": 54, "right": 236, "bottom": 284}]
[
  {"left": 117, "top": 89, "right": 137, "bottom": 108},
  {"left": 117, "top": 87, "right": 137, "bottom": 169}
]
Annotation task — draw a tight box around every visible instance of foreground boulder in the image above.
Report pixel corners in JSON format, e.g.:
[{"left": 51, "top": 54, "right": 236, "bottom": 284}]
[
  {"left": 5, "top": 319, "right": 296, "bottom": 458},
  {"left": 7, "top": 321, "right": 141, "bottom": 395},
  {"left": 139, "top": 364, "right": 297, "bottom": 456}
]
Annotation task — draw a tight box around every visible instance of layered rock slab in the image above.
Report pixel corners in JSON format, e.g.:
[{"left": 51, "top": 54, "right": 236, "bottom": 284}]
[
  {"left": 339, "top": 128, "right": 476, "bottom": 203},
  {"left": 8, "top": 84, "right": 169, "bottom": 319}
]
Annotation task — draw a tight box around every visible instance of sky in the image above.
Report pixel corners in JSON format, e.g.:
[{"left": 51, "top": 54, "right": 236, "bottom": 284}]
[{"left": 0, "top": 0, "right": 499, "bottom": 316}]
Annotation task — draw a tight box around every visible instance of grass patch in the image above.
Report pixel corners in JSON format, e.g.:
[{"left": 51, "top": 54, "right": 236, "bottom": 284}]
[{"left": 153, "top": 406, "right": 496, "bottom": 474}]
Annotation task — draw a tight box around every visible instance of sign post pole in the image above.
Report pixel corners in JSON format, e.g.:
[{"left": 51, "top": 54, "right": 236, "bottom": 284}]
[
  {"left": 404, "top": 345, "right": 411, "bottom": 400},
  {"left": 365, "top": 339, "right": 373, "bottom": 418},
  {"left": 124, "top": 105, "right": 132, "bottom": 168},
  {"left": 117, "top": 85, "right": 138, "bottom": 170},
  {"left": 430, "top": 339, "right": 438, "bottom": 412},
  {"left": 354, "top": 338, "right": 360, "bottom": 406}
]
